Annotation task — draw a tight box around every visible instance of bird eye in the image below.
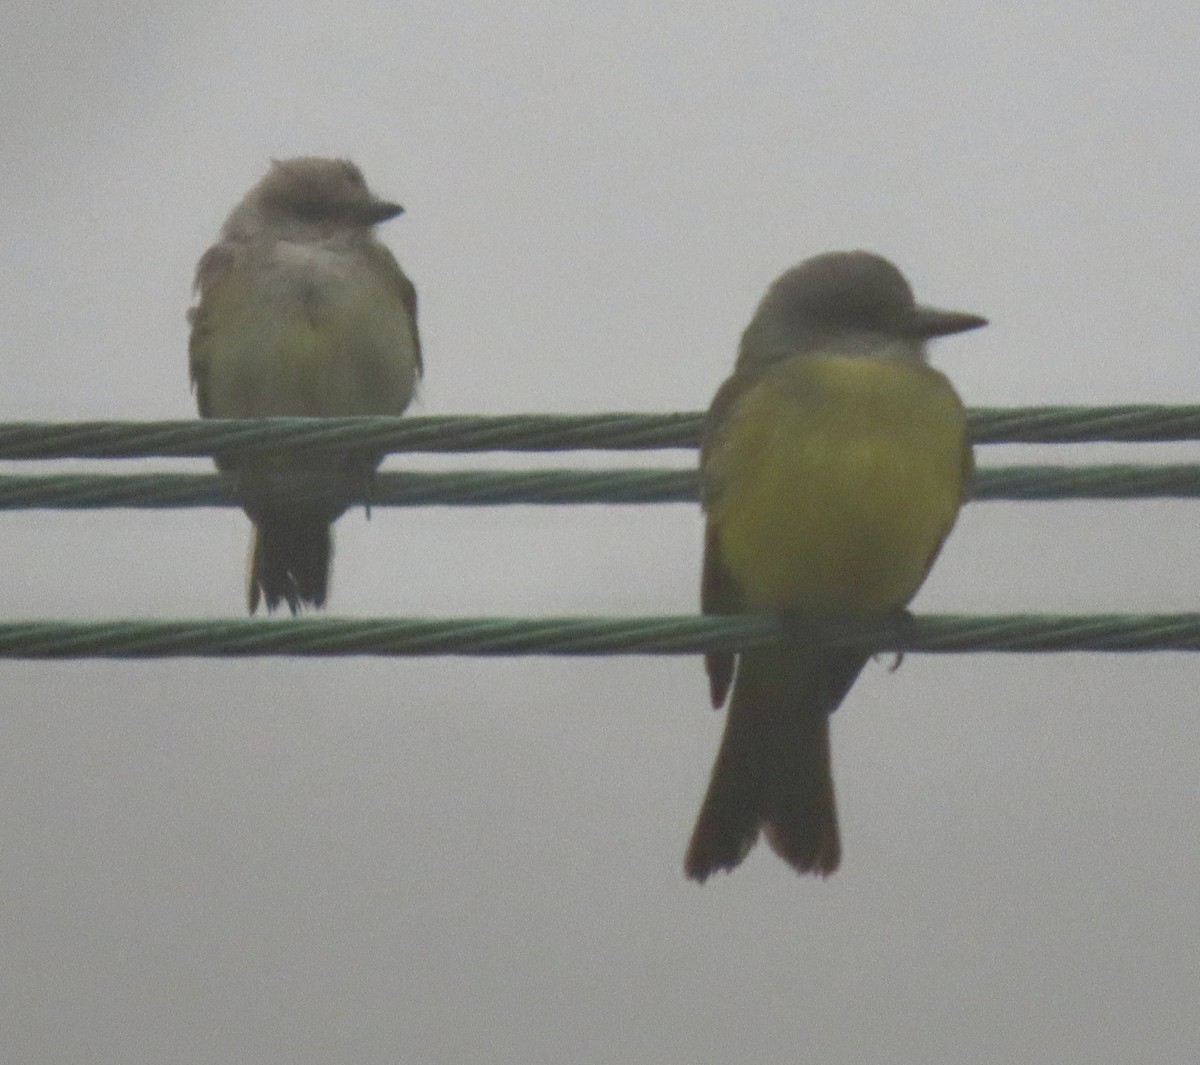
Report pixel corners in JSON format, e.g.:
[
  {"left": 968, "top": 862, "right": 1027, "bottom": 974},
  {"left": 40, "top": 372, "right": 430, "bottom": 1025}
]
[{"left": 288, "top": 198, "right": 331, "bottom": 221}]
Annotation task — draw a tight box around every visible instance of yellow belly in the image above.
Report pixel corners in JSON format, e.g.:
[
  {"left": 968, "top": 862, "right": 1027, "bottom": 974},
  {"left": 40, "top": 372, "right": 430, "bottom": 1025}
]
[{"left": 707, "top": 354, "right": 969, "bottom": 615}]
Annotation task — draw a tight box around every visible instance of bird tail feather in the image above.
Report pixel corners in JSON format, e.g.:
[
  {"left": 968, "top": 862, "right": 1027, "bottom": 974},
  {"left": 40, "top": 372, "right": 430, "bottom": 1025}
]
[
  {"left": 685, "top": 644, "right": 865, "bottom": 881},
  {"left": 248, "top": 517, "right": 333, "bottom": 614}
]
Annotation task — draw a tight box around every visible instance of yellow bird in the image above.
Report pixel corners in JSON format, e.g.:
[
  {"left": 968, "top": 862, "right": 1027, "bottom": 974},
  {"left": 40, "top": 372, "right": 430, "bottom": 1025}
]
[{"left": 686, "top": 251, "right": 985, "bottom": 880}]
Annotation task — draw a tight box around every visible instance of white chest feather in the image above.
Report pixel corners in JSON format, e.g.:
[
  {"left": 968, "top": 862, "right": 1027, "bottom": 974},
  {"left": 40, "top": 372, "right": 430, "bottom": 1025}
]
[{"left": 198, "top": 238, "right": 418, "bottom": 418}]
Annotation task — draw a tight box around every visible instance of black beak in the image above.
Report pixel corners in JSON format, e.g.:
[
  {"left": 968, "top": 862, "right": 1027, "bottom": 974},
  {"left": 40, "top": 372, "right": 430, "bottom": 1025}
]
[
  {"left": 900, "top": 304, "right": 988, "bottom": 338},
  {"left": 364, "top": 200, "right": 405, "bottom": 224}
]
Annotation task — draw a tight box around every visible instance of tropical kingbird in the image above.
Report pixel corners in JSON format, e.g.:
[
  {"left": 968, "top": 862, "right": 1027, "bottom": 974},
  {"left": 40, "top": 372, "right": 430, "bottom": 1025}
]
[
  {"left": 188, "top": 157, "right": 421, "bottom": 613},
  {"left": 685, "top": 250, "right": 985, "bottom": 881}
]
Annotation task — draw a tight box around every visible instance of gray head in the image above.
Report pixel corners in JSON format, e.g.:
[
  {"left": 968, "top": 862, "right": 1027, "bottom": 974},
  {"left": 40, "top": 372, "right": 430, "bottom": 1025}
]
[
  {"left": 220, "top": 157, "right": 404, "bottom": 240},
  {"left": 737, "top": 250, "right": 986, "bottom": 368}
]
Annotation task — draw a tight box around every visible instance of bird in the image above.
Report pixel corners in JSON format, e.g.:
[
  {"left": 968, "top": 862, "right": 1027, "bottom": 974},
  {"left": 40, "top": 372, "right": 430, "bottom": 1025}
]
[
  {"left": 685, "top": 250, "right": 986, "bottom": 881},
  {"left": 188, "top": 157, "right": 421, "bottom": 613}
]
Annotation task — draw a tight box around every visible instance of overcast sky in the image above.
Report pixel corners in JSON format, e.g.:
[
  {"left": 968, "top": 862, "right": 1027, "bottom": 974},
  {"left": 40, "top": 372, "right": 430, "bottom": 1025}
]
[{"left": 3, "top": 3, "right": 1198, "bottom": 1063}]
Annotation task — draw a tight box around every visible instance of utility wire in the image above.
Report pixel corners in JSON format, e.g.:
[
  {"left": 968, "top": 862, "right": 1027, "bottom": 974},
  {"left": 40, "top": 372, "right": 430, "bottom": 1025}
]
[
  {"left": 1, "top": 464, "right": 1200, "bottom": 509},
  {"left": 3, "top": 405, "right": 1200, "bottom": 459},
  {"left": 2, "top": 614, "right": 1200, "bottom": 659}
]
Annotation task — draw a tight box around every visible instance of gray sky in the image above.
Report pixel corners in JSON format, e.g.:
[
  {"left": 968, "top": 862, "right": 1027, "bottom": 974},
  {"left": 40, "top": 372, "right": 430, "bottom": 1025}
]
[{"left": 3, "top": 3, "right": 1198, "bottom": 1062}]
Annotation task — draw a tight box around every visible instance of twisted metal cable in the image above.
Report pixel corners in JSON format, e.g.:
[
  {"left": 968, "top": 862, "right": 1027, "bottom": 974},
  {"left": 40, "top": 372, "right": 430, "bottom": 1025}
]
[
  {"left": 1, "top": 464, "right": 1200, "bottom": 509},
  {"left": 0, "top": 414, "right": 701, "bottom": 458},
  {"left": 4, "top": 405, "right": 1200, "bottom": 459},
  {"left": 2, "top": 614, "right": 1199, "bottom": 658}
]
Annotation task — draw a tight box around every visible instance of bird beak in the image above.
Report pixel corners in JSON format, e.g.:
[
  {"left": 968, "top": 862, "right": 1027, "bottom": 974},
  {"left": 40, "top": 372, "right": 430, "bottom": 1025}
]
[
  {"left": 364, "top": 200, "right": 405, "bottom": 224},
  {"left": 900, "top": 305, "right": 988, "bottom": 338}
]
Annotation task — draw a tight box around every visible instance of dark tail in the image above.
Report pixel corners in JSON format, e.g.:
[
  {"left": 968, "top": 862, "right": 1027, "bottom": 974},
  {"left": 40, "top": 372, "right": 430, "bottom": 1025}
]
[
  {"left": 684, "top": 644, "right": 866, "bottom": 882},
  {"left": 248, "top": 517, "right": 334, "bottom": 614}
]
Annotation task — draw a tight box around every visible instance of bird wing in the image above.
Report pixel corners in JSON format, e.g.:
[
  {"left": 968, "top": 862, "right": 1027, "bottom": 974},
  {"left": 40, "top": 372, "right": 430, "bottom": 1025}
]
[
  {"left": 362, "top": 241, "right": 422, "bottom": 376},
  {"left": 699, "top": 373, "right": 754, "bottom": 708},
  {"left": 186, "top": 241, "right": 239, "bottom": 418}
]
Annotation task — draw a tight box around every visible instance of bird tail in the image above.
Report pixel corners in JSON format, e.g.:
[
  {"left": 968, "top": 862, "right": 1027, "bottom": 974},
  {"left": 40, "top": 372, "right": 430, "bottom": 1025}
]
[
  {"left": 684, "top": 644, "right": 866, "bottom": 881},
  {"left": 248, "top": 516, "right": 334, "bottom": 614}
]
